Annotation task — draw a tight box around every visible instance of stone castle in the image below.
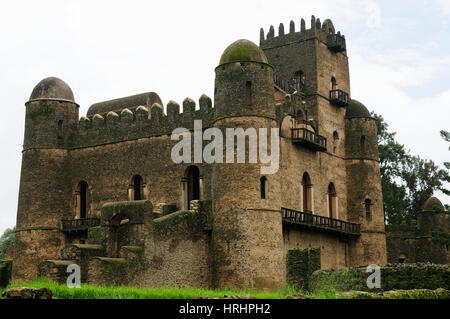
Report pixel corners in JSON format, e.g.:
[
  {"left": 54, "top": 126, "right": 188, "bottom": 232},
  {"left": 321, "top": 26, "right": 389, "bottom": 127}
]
[{"left": 12, "top": 16, "right": 388, "bottom": 289}]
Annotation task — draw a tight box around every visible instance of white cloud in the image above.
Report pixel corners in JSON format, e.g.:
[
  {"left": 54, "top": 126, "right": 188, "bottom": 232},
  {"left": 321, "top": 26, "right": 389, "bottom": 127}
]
[
  {"left": 435, "top": 0, "right": 450, "bottom": 16},
  {"left": 350, "top": 44, "right": 450, "bottom": 206}
]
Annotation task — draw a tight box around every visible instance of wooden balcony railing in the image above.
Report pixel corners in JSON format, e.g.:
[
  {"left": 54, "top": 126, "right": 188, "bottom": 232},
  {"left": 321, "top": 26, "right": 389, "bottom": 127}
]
[
  {"left": 327, "top": 34, "right": 346, "bottom": 53},
  {"left": 329, "top": 89, "right": 349, "bottom": 107},
  {"left": 61, "top": 218, "right": 100, "bottom": 232},
  {"left": 281, "top": 207, "right": 360, "bottom": 238},
  {"left": 291, "top": 128, "right": 327, "bottom": 152},
  {"left": 273, "top": 73, "right": 304, "bottom": 94}
]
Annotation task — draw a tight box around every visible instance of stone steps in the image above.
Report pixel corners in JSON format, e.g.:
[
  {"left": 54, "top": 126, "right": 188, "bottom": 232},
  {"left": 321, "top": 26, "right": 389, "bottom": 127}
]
[{"left": 38, "top": 259, "right": 76, "bottom": 283}]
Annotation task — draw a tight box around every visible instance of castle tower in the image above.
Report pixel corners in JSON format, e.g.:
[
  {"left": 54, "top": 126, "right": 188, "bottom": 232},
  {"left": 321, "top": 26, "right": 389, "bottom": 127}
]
[
  {"left": 211, "top": 40, "right": 285, "bottom": 289},
  {"left": 260, "top": 18, "right": 350, "bottom": 155},
  {"left": 344, "top": 100, "right": 387, "bottom": 266},
  {"left": 13, "top": 77, "right": 79, "bottom": 280}
]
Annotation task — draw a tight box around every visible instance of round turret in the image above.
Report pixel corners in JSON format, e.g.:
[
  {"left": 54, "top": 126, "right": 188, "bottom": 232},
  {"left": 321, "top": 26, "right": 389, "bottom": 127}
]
[
  {"left": 214, "top": 39, "right": 274, "bottom": 118},
  {"left": 218, "top": 39, "right": 269, "bottom": 66},
  {"left": 423, "top": 197, "right": 445, "bottom": 212},
  {"left": 24, "top": 77, "right": 79, "bottom": 149},
  {"left": 345, "top": 99, "right": 371, "bottom": 119},
  {"left": 29, "top": 77, "right": 76, "bottom": 104}
]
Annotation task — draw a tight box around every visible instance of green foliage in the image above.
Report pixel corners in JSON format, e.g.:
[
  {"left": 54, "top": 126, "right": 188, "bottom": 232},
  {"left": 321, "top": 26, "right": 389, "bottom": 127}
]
[
  {"left": 337, "top": 289, "right": 449, "bottom": 299},
  {"left": 0, "top": 227, "right": 15, "bottom": 258},
  {"left": 3, "top": 277, "right": 335, "bottom": 299},
  {"left": 372, "top": 113, "right": 449, "bottom": 225}
]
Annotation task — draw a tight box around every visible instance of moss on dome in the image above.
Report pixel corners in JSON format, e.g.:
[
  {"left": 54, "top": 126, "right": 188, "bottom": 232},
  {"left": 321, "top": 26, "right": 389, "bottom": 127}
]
[{"left": 219, "top": 39, "right": 269, "bottom": 65}]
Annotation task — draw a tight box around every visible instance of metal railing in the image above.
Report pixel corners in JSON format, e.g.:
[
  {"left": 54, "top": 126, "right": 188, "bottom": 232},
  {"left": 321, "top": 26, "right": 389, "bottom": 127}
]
[
  {"left": 327, "top": 34, "right": 346, "bottom": 53},
  {"left": 281, "top": 207, "right": 360, "bottom": 236},
  {"left": 61, "top": 218, "right": 100, "bottom": 232},
  {"left": 291, "top": 128, "right": 327, "bottom": 151},
  {"left": 329, "top": 89, "right": 349, "bottom": 106}
]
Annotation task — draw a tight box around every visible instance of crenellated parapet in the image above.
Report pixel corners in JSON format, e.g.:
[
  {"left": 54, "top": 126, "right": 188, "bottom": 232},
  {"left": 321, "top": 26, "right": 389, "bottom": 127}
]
[
  {"left": 70, "top": 94, "right": 214, "bottom": 148},
  {"left": 260, "top": 16, "right": 346, "bottom": 53}
]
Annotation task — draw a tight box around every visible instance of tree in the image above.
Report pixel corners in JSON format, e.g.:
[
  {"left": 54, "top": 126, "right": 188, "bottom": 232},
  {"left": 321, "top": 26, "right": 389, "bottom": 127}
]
[
  {"left": 372, "top": 113, "right": 449, "bottom": 225},
  {"left": 0, "top": 227, "right": 15, "bottom": 258}
]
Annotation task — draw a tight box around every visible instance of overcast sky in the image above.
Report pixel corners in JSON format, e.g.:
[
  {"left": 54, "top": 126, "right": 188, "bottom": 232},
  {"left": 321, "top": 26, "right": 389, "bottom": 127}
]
[{"left": 0, "top": 0, "right": 449, "bottom": 235}]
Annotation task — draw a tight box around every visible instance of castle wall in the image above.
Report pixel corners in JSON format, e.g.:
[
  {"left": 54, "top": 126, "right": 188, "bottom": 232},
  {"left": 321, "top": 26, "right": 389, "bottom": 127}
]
[
  {"left": 279, "top": 138, "right": 348, "bottom": 222},
  {"left": 132, "top": 213, "right": 212, "bottom": 288},
  {"left": 283, "top": 226, "right": 348, "bottom": 270},
  {"left": 66, "top": 134, "right": 213, "bottom": 219}
]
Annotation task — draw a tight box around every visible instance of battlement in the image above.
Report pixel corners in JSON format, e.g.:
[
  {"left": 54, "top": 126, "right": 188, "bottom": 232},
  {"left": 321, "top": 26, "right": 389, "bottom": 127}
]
[
  {"left": 69, "top": 94, "right": 215, "bottom": 148},
  {"left": 260, "top": 16, "right": 346, "bottom": 53}
]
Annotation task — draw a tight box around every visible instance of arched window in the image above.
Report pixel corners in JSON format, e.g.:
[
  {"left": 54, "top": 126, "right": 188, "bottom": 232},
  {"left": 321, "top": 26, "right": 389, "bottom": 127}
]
[
  {"left": 57, "top": 120, "right": 63, "bottom": 140},
  {"left": 365, "top": 198, "right": 372, "bottom": 221},
  {"left": 78, "top": 181, "right": 88, "bottom": 219},
  {"left": 132, "top": 175, "right": 144, "bottom": 200},
  {"left": 260, "top": 176, "right": 267, "bottom": 199},
  {"left": 293, "top": 70, "right": 304, "bottom": 91},
  {"left": 331, "top": 77, "right": 337, "bottom": 91},
  {"left": 186, "top": 166, "right": 200, "bottom": 209},
  {"left": 328, "top": 183, "right": 337, "bottom": 219},
  {"left": 245, "top": 81, "right": 252, "bottom": 106},
  {"left": 302, "top": 173, "right": 313, "bottom": 213},
  {"left": 296, "top": 109, "right": 305, "bottom": 122},
  {"left": 361, "top": 135, "right": 366, "bottom": 154},
  {"left": 333, "top": 131, "right": 339, "bottom": 153}
]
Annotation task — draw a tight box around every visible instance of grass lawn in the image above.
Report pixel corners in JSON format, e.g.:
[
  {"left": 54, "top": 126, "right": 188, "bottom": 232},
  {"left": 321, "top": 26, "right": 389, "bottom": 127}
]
[{"left": 1, "top": 277, "right": 336, "bottom": 299}]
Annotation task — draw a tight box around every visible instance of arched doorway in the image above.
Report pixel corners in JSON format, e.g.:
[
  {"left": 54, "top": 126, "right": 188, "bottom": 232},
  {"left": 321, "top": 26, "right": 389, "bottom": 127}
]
[{"left": 186, "top": 166, "right": 200, "bottom": 210}]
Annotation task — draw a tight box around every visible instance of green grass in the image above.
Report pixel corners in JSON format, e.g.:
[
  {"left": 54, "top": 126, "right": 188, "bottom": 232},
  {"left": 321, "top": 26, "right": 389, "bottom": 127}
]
[{"left": 1, "top": 277, "right": 336, "bottom": 299}]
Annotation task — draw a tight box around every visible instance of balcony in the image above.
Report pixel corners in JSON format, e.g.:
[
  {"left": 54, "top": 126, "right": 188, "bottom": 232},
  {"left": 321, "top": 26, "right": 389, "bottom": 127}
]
[
  {"left": 281, "top": 207, "right": 360, "bottom": 238},
  {"left": 327, "top": 34, "right": 346, "bottom": 53},
  {"left": 329, "top": 89, "right": 349, "bottom": 107},
  {"left": 291, "top": 128, "right": 327, "bottom": 152},
  {"left": 61, "top": 218, "right": 100, "bottom": 233},
  {"left": 273, "top": 73, "right": 304, "bottom": 94}
]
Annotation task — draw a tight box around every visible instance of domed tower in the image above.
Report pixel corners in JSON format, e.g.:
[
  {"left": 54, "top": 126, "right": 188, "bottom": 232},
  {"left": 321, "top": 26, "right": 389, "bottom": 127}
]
[
  {"left": 14, "top": 77, "right": 78, "bottom": 280},
  {"left": 211, "top": 40, "right": 285, "bottom": 290},
  {"left": 345, "top": 99, "right": 387, "bottom": 266}
]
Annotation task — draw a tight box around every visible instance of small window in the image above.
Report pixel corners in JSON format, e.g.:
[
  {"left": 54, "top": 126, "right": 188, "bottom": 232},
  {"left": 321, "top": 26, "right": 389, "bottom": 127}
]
[
  {"left": 333, "top": 131, "right": 339, "bottom": 153},
  {"left": 245, "top": 81, "right": 252, "bottom": 106},
  {"left": 293, "top": 70, "right": 304, "bottom": 91},
  {"left": 365, "top": 198, "right": 372, "bottom": 221},
  {"left": 132, "top": 175, "right": 144, "bottom": 200},
  {"left": 186, "top": 166, "right": 200, "bottom": 209},
  {"left": 328, "top": 183, "right": 337, "bottom": 219},
  {"left": 361, "top": 135, "right": 366, "bottom": 154},
  {"left": 398, "top": 255, "right": 406, "bottom": 264},
  {"left": 78, "top": 181, "right": 88, "bottom": 219},
  {"left": 260, "top": 176, "right": 267, "bottom": 199},
  {"left": 57, "top": 120, "right": 63, "bottom": 140},
  {"left": 331, "top": 77, "right": 337, "bottom": 91}
]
